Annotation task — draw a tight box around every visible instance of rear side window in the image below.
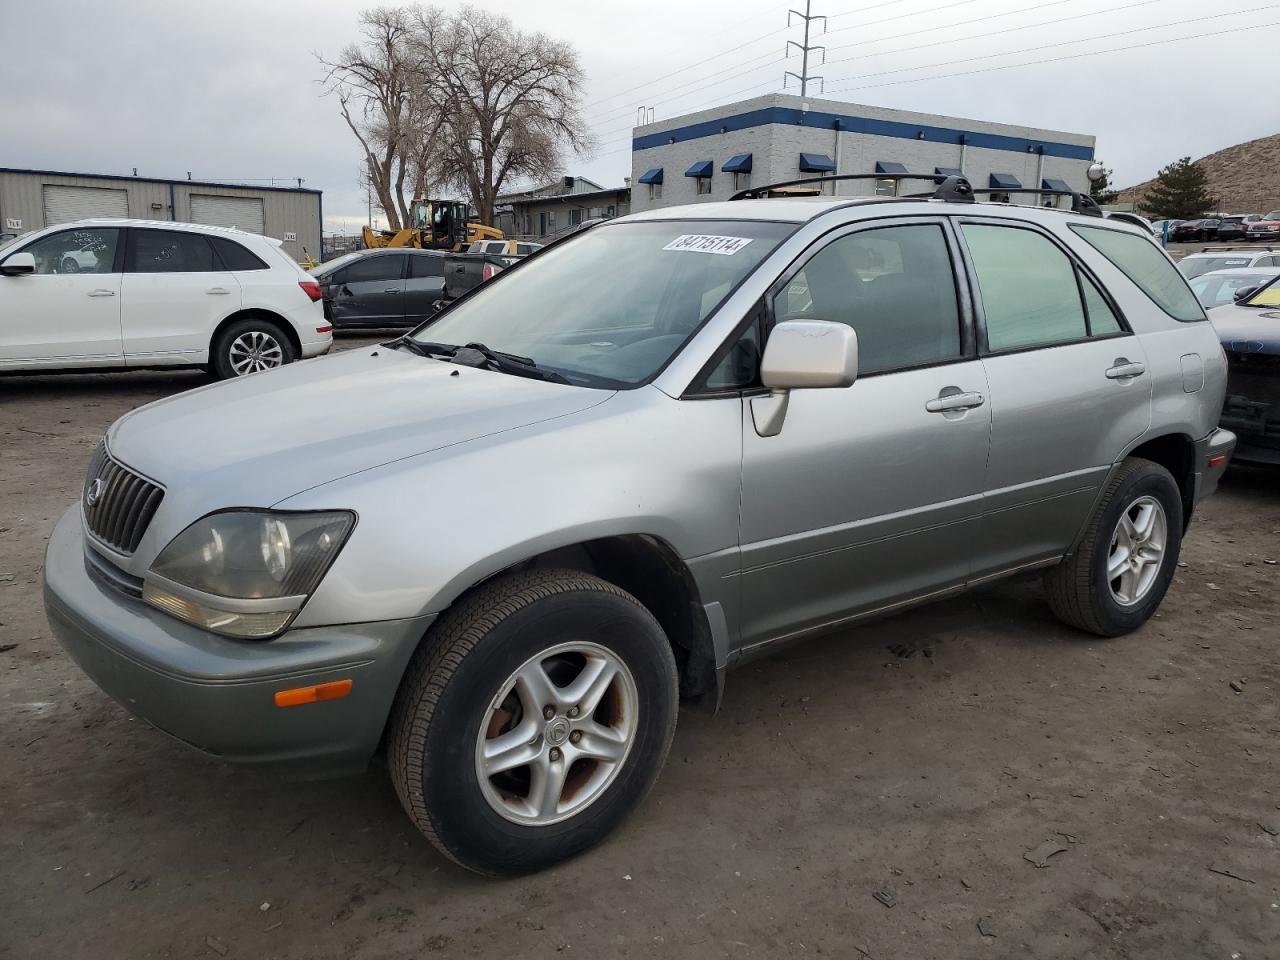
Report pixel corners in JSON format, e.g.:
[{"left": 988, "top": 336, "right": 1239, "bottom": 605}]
[
  {"left": 1069, "top": 224, "right": 1205, "bottom": 322},
  {"left": 409, "top": 255, "right": 443, "bottom": 278},
  {"left": 344, "top": 254, "right": 404, "bottom": 283},
  {"left": 209, "top": 236, "right": 268, "bottom": 271},
  {"left": 130, "top": 229, "right": 219, "bottom": 273}
]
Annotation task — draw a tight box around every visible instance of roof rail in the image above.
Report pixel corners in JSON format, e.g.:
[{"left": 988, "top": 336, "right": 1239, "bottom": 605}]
[
  {"left": 1199, "top": 244, "right": 1276, "bottom": 253},
  {"left": 729, "top": 171, "right": 1102, "bottom": 217}
]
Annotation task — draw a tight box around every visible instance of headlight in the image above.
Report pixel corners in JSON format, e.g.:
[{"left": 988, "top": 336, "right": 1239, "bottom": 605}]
[{"left": 143, "top": 510, "right": 354, "bottom": 639}]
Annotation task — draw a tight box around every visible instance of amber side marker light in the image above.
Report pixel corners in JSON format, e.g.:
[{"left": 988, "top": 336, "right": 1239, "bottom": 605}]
[{"left": 274, "top": 679, "right": 353, "bottom": 708}]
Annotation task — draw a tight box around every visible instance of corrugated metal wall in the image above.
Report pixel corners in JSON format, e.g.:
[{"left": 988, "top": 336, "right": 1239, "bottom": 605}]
[{"left": 0, "top": 171, "right": 321, "bottom": 262}]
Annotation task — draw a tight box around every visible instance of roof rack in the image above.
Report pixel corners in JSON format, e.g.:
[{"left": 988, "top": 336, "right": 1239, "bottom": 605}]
[
  {"left": 1199, "top": 245, "right": 1276, "bottom": 253},
  {"left": 729, "top": 172, "right": 1103, "bottom": 217}
]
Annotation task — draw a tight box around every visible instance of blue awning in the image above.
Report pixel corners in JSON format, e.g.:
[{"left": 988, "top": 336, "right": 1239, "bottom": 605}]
[
  {"left": 1041, "top": 178, "right": 1071, "bottom": 192},
  {"left": 799, "top": 152, "right": 836, "bottom": 173},
  {"left": 722, "top": 153, "right": 753, "bottom": 174},
  {"left": 935, "top": 166, "right": 964, "bottom": 178},
  {"left": 685, "top": 160, "right": 713, "bottom": 178},
  {"left": 638, "top": 168, "right": 664, "bottom": 185},
  {"left": 875, "top": 161, "right": 909, "bottom": 175},
  {"left": 989, "top": 173, "right": 1022, "bottom": 189}
]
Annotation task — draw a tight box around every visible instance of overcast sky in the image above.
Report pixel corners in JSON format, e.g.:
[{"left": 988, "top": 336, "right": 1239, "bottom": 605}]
[{"left": 4, "top": 0, "right": 1278, "bottom": 231}]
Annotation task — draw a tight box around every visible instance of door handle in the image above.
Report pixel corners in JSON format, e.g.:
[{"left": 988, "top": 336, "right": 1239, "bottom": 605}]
[
  {"left": 925, "top": 390, "right": 985, "bottom": 413},
  {"left": 1105, "top": 359, "right": 1146, "bottom": 380},
  {"left": 86, "top": 289, "right": 115, "bottom": 297},
  {"left": 205, "top": 287, "right": 231, "bottom": 295},
  {"left": 384, "top": 288, "right": 401, "bottom": 294}
]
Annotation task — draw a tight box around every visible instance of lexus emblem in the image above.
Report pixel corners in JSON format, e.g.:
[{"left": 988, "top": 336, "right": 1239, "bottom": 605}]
[{"left": 85, "top": 477, "right": 106, "bottom": 509}]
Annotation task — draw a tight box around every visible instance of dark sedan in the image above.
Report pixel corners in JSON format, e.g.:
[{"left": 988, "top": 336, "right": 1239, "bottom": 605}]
[
  {"left": 1173, "top": 219, "right": 1222, "bottom": 242},
  {"left": 310, "top": 249, "right": 446, "bottom": 328},
  {"left": 1208, "top": 275, "right": 1280, "bottom": 464}
]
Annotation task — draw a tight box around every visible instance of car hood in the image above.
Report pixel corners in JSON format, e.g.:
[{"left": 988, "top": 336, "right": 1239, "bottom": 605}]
[
  {"left": 107, "top": 347, "right": 613, "bottom": 509},
  {"left": 1208, "top": 304, "right": 1280, "bottom": 355}
]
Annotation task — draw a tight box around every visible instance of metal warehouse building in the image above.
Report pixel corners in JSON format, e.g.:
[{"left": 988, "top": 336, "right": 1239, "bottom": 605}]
[
  {"left": 630, "top": 93, "right": 1096, "bottom": 212},
  {"left": 0, "top": 168, "right": 322, "bottom": 262}
]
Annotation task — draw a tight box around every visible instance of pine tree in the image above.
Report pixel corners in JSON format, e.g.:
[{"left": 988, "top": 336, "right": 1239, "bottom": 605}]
[
  {"left": 1139, "top": 158, "right": 1215, "bottom": 219},
  {"left": 1088, "top": 166, "right": 1119, "bottom": 205}
]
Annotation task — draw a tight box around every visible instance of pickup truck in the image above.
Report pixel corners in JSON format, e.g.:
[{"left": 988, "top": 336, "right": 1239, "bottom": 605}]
[
  {"left": 468, "top": 239, "right": 543, "bottom": 256},
  {"left": 441, "top": 250, "right": 522, "bottom": 303}
]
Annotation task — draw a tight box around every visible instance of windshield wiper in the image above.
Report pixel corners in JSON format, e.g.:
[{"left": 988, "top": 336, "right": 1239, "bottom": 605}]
[
  {"left": 383, "top": 337, "right": 455, "bottom": 358},
  {"left": 452, "top": 342, "right": 570, "bottom": 384}
]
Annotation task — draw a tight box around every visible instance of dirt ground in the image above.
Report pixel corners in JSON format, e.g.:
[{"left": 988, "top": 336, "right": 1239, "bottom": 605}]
[{"left": 1, "top": 333, "right": 1277, "bottom": 960}]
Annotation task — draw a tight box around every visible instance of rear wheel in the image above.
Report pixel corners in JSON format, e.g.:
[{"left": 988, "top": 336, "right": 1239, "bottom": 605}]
[
  {"left": 211, "top": 318, "right": 296, "bottom": 379},
  {"left": 388, "top": 569, "right": 679, "bottom": 876},
  {"left": 1045, "top": 458, "right": 1183, "bottom": 637}
]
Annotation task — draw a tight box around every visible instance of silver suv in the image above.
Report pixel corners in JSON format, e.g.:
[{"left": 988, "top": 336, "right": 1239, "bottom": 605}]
[{"left": 44, "top": 183, "right": 1235, "bottom": 875}]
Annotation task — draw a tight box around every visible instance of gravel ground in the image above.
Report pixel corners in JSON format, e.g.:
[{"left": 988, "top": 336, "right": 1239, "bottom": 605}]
[{"left": 1, "top": 332, "right": 1278, "bottom": 959}]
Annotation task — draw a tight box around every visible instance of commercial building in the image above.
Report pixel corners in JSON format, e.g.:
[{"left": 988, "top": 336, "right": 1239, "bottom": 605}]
[
  {"left": 0, "top": 167, "right": 322, "bottom": 261},
  {"left": 630, "top": 93, "right": 1096, "bottom": 212},
  {"left": 495, "top": 176, "right": 631, "bottom": 240}
]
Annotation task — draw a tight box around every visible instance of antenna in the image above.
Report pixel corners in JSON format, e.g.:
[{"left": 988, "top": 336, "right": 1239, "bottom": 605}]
[{"left": 784, "top": 0, "right": 826, "bottom": 97}]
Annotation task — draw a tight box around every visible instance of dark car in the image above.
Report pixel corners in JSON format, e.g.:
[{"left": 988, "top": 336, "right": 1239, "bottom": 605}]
[
  {"left": 310, "top": 249, "right": 446, "bottom": 329},
  {"left": 1216, "top": 216, "right": 1261, "bottom": 242},
  {"left": 1208, "top": 275, "right": 1280, "bottom": 464},
  {"left": 1171, "top": 220, "right": 1206, "bottom": 242}
]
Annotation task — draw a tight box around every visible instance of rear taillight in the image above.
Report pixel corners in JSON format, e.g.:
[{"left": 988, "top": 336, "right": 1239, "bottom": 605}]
[
  {"left": 315, "top": 325, "right": 332, "bottom": 335},
  {"left": 298, "top": 280, "right": 323, "bottom": 302},
  {"left": 481, "top": 263, "right": 503, "bottom": 282}
]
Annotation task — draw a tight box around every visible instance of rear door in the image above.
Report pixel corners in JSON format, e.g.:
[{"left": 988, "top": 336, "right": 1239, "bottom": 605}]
[
  {"left": 0, "top": 227, "right": 123, "bottom": 367},
  {"left": 957, "top": 219, "right": 1152, "bottom": 578},
  {"left": 120, "top": 228, "right": 242, "bottom": 364},
  {"left": 329, "top": 253, "right": 407, "bottom": 326},
  {"left": 405, "top": 254, "right": 445, "bottom": 324}
]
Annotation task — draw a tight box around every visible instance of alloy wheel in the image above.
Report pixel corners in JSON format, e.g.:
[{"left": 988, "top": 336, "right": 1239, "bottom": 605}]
[
  {"left": 228, "top": 330, "right": 284, "bottom": 376},
  {"left": 1106, "top": 495, "right": 1168, "bottom": 606},
  {"left": 474, "top": 641, "right": 639, "bottom": 827}
]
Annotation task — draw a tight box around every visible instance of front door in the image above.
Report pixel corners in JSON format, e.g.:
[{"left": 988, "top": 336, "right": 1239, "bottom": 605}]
[
  {"left": 330, "top": 253, "right": 407, "bottom": 326},
  {"left": 405, "top": 253, "right": 445, "bottom": 325},
  {"left": 738, "top": 219, "right": 991, "bottom": 650},
  {"left": 957, "top": 220, "right": 1153, "bottom": 577},
  {"left": 121, "top": 227, "right": 242, "bottom": 364},
  {"left": 0, "top": 227, "right": 123, "bottom": 368}
]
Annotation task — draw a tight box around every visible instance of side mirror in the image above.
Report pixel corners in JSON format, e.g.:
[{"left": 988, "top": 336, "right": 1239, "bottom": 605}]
[
  {"left": 1233, "top": 285, "right": 1260, "bottom": 303},
  {"left": 0, "top": 252, "right": 35, "bottom": 276},
  {"left": 752, "top": 320, "right": 858, "bottom": 437}
]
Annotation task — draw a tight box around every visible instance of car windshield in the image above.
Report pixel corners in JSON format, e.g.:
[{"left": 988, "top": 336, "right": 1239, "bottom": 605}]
[
  {"left": 1179, "top": 256, "right": 1253, "bottom": 279},
  {"left": 410, "top": 219, "right": 792, "bottom": 388},
  {"left": 1189, "top": 271, "right": 1278, "bottom": 307}
]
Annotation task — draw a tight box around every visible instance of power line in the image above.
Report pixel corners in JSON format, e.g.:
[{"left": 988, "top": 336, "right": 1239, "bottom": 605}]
[
  {"left": 824, "top": 2, "right": 1280, "bottom": 91},
  {"left": 823, "top": 0, "right": 1076, "bottom": 56}
]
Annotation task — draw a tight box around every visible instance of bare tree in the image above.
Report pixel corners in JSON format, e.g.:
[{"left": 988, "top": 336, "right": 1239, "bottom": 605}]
[
  {"left": 319, "top": 7, "right": 421, "bottom": 230},
  {"left": 411, "top": 5, "right": 593, "bottom": 225}
]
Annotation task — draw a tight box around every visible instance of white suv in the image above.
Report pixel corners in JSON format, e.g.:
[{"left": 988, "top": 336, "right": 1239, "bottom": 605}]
[{"left": 0, "top": 219, "right": 332, "bottom": 378}]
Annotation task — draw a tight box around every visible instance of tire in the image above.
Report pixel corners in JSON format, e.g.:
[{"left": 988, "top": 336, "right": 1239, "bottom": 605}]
[
  {"left": 1045, "top": 458, "right": 1183, "bottom": 637},
  {"left": 211, "top": 318, "right": 296, "bottom": 379},
  {"left": 388, "top": 568, "right": 679, "bottom": 876}
]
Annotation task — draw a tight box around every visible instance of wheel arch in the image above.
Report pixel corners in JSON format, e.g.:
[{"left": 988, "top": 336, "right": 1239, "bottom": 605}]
[{"left": 210, "top": 308, "right": 302, "bottom": 362}]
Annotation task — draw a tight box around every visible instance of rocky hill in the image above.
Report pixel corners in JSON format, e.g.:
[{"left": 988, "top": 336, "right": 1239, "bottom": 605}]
[{"left": 1117, "top": 132, "right": 1280, "bottom": 215}]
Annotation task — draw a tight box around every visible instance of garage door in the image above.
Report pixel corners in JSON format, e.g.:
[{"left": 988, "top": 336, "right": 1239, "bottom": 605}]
[
  {"left": 189, "top": 194, "right": 265, "bottom": 235},
  {"left": 42, "top": 185, "right": 129, "bottom": 226}
]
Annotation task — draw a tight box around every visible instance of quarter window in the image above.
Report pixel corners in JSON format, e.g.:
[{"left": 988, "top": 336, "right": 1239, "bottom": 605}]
[
  {"left": 1069, "top": 224, "right": 1205, "bottom": 322},
  {"left": 131, "top": 230, "right": 219, "bottom": 273},
  {"left": 11, "top": 228, "right": 119, "bottom": 275},
  {"left": 773, "top": 224, "right": 962, "bottom": 375},
  {"left": 209, "top": 236, "right": 268, "bottom": 270}
]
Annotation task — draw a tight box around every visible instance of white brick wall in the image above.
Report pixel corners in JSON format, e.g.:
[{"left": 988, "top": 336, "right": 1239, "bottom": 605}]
[{"left": 630, "top": 93, "right": 1096, "bottom": 211}]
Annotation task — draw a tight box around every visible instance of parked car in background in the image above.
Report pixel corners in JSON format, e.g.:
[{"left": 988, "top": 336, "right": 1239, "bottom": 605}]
[
  {"left": 1216, "top": 216, "right": 1260, "bottom": 242},
  {"left": 1247, "top": 211, "right": 1280, "bottom": 241},
  {"left": 1208, "top": 275, "right": 1280, "bottom": 463},
  {"left": 1177, "top": 247, "right": 1280, "bottom": 279},
  {"left": 467, "top": 239, "right": 543, "bottom": 256},
  {"left": 310, "top": 248, "right": 446, "bottom": 329},
  {"left": 1171, "top": 220, "right": 1207, "bottom": 242},
  {"left": 1187, "top": 267, "right": 1280, "bottom": 308},
  {"left": 0, "top": 219, "right": 330, "bottom": 378},
  {"left": 1148, "top": 219, "right": 1184, "bottom": 242},
  {"left": 45, "top": 192, "right": 1233, "bottom": 877},
  {"left": 440, "top": 250, "right": 522, "bottom": 303}
]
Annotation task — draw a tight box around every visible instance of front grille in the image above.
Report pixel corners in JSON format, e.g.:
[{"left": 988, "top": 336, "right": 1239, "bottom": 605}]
[
  {"left": 1222, "top": 351, "right": 1280, "bottom": 447},
  {"left": 82, "top": 441, "right": 164, "bottom": 555}
]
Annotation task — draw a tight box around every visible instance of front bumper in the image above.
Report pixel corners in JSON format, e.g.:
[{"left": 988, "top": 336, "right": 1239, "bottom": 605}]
[
  {"left": 1192, "top": 427, "right": 1236, "bottom": 501},
  {"left": 43, "top": 507, "right": 433, "bottom": 775}
]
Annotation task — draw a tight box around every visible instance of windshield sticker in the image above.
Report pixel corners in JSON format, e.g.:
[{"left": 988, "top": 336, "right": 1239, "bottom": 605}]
[
  {"left": 663, "top": 234, "right": 754, "bottom": 256},
  {"left": 1220, "top": 259, "right": 1249, "bottom": 266}
]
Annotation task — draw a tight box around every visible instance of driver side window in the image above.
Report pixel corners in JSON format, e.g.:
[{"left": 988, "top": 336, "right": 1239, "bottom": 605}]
[{"left": 18, "top": 228, "right": 120, "bottom": 275}]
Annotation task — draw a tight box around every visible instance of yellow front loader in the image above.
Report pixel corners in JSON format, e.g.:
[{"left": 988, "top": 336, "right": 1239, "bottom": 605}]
[{"left": 361, "top": 199, "right": 503, "bottom": 252}]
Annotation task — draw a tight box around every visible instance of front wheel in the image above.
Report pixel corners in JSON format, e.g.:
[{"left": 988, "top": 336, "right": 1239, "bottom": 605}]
[
  {"left": 1045, "top": 458, "right": 1183, "bottom": 636},
  {"left": 388, "top": 569, "right": 679, "bottom": 876}
]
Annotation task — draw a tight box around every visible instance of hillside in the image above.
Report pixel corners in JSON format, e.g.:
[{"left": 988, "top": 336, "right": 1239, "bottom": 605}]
[{"left": 1117, "top": 132, "right": 1280, "bottom": 215}]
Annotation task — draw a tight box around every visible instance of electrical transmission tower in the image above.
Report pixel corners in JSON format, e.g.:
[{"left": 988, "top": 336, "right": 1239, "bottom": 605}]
[{"left": 784, "top": 0, "right": 826, "bottom": 96}]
